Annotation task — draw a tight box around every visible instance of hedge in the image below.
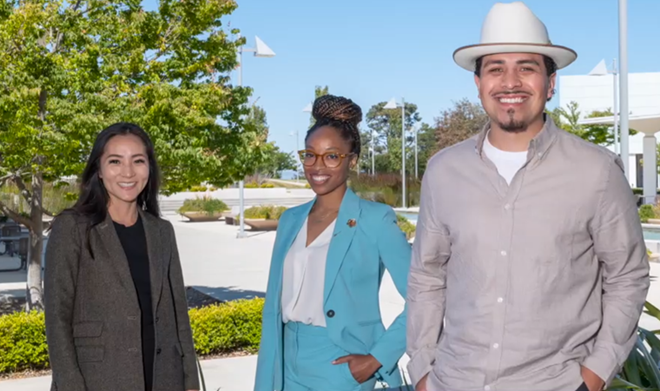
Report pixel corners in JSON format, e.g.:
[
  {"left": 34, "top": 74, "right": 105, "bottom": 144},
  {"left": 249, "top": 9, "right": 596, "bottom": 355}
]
[
  {"left": 0, "top": 311, "right": 49, "bottom": 373},
  {"left": 189, "top": 298, "right": 263, "bottom": 355},
  {"left": 0, "top": 297, "right": 264, "bottom": 374}
]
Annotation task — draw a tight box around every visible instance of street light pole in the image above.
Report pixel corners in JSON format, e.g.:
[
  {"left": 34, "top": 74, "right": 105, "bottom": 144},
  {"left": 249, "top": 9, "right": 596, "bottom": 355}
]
[
  {"left": 612, "top": 58, "right": 619, "bottom": 155},
  {"left": 401, "top": 97, "right": 406, "bottom": 209},
  {"left": 235, "top": 34, "right": 275, "bottom": 239},
  {"left": 414, "top": 124, "right": 418, "bottom": 179},
  {"left": 618, "top": 0, "right": 629, "bottom": 179},
  {"left": 237, "top": 42, "right": 246, "bottom": 239},
  {"left": 371, "top": 130, "right": 375, "bottom": 176}
]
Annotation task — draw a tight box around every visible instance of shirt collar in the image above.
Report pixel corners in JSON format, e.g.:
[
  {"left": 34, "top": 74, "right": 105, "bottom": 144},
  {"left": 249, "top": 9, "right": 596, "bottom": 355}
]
[{"left": 475, "top": 113, "right": 559, "bottom": 160}]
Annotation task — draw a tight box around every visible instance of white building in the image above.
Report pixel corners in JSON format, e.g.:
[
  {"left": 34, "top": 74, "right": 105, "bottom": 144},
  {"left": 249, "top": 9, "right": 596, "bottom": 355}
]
[{"left": 559, "top": 69, "right": 660, "bottom": 189}]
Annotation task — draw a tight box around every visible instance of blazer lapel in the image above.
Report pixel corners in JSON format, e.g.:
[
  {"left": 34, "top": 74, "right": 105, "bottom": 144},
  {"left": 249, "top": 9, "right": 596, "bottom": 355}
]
[
  {"left": 269, "top": 200, "right": 313, "bottom": 313},
  {"left": 94, "top": 213, "right": 138, "bottom": 306},
  {"left": 139, "top": 210, "right": 164, "bottom": 318},
  {"left": 324, "top": 188, "right": 361, "bottom": 304}
]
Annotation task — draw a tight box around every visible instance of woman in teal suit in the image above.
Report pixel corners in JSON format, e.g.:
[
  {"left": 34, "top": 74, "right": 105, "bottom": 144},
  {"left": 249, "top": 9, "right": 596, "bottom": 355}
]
[{"left": 254, "top": 95, "right": 412, "bottom": 391}]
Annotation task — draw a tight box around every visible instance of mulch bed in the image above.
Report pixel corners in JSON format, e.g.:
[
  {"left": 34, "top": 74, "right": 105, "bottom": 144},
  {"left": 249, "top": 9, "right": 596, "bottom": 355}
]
[{"left": 0, "top": 294, "right": 26, "bottom": 316}]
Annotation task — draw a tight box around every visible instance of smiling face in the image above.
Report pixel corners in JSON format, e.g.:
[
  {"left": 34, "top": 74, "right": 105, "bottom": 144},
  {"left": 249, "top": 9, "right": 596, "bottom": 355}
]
[
  {"left": 301, "top": 125, "right": 357, "bottom": 197},
  {"left": 98, "top": 134, "right": 150, "bottom": 209},
  {"left": 475, "top": 52, "right": 556, "bottom": 133}
]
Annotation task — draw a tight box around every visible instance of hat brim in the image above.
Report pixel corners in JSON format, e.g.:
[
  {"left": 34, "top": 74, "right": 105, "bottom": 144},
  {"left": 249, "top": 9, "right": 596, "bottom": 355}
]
[{"left": 453, "top": 43, "right": 577, "bottom": 72}]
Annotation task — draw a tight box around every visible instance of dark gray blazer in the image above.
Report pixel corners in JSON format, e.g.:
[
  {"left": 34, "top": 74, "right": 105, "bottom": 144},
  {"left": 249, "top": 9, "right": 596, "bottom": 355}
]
[{"left": 44, "top": 210, "right": 200, "bottom": 391}]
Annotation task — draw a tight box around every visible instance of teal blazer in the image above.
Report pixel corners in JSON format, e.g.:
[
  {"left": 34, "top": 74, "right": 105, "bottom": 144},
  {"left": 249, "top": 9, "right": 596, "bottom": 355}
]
[{"left": 254, "top": 188, "right": 412, "bottom": 390}]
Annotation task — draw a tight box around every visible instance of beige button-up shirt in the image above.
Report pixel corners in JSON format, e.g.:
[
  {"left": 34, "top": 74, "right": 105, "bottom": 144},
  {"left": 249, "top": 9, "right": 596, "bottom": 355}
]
[{"left": 406, "top": 116, "right": 650, "bottom": 391}]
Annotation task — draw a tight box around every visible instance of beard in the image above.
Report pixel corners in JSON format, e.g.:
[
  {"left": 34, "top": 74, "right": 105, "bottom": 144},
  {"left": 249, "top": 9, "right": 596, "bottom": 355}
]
[{"left": 498, "top": 108, "right": 527, "bottom": 133}]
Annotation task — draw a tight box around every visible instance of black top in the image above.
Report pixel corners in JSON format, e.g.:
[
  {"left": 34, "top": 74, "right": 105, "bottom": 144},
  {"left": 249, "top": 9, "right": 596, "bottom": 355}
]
[{"left": 114, "top": 215, "right": 154, "bottom": 391}]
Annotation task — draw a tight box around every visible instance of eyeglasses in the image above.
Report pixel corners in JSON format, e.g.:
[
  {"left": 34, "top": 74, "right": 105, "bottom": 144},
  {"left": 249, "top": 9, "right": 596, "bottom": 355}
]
[{"left": 297, "top": 150, "right": 354, "bottom": 168}]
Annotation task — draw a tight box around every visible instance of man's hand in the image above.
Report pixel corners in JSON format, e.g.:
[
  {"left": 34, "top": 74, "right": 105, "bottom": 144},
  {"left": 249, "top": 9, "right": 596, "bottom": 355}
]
[
  {"left": 581, "top": 365, "right": 605, "bottom": 391},
  {"left": 332, "top": 354, "right": 382, "bottom": 384},
  {"left": 415, "top": 373, "right": 429, "bottom": 391}
]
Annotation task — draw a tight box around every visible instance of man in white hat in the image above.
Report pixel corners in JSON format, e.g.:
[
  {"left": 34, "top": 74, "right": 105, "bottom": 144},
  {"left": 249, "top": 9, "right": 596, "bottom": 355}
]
[{"left": 406, "top": 2, "right": 650, "bottom": 391}]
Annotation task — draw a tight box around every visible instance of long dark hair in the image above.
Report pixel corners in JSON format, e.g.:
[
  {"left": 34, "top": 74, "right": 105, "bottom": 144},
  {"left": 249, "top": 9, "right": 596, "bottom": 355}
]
[{"left": 58, "top": 123, "right": 161, "bottom": 249}]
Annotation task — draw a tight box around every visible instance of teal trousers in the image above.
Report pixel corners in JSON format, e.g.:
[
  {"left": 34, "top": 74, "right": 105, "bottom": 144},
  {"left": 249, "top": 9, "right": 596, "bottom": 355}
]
[{"left": 283, "top": 322, "right": 378, "bottom": 391}]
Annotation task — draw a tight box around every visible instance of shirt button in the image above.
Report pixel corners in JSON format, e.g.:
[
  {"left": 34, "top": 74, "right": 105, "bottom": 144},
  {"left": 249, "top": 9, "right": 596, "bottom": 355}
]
[
  {"left": 484, "top": 386, "right": 491, "bottom": 391},
  {"left": 500, "top": 250, "right": 507, "bottom": 256},
  {"left": 493, "top": 343, "right": 499, "bottom": 349},
  {"left": 497, "top": 297, "right": 504, "bottom": 303},
  {"left": 326, "top": 310, "right": 335, "bottom": 318},
  {"left": 504, "top": 203, "right": 511, "bottom": 210}
]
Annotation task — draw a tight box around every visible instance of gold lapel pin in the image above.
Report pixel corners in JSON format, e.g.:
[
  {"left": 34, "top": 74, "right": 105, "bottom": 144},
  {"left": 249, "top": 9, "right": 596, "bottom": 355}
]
[{"left": 347, "top": 219, "right": 356, "bottom": 228}]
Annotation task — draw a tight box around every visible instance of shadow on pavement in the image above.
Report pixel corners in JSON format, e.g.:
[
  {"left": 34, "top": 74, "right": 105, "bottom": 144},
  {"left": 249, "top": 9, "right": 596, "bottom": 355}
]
[{"left": 186, "top": 285, "right": 265, "bottom": 308}]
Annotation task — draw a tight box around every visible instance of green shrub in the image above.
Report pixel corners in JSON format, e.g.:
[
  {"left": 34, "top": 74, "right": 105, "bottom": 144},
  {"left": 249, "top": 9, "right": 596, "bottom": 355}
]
[
  {"left": 610, "top": 301, "right": 660, "bottom": 390},
  {"left": 260, "top": 183, "right": 275, "bottom": 188},
  {"left": 178, "top": 196, "right": 228, "bottom": 215},
  {"left": 0, "top": 311, "right": 49, "bottom": 373},
  {"left": 396, "top": 214, "right": 416, "bottom": 239},
  {"left": 189, "top": 298, "right": 264, "bottom": 355},
  {"left": 189, "top": 185, "right": 208, "bottom": 192},
  {"left": 349, "top": 172, "right": 421, "bottom": 207},
  {"left": 244, "top": 182, "right": 259, "bottom": 188},
  {"left": 639, "top": 204, "right": 656, "bottom": 223},
  {"left": 632, "top": 188, "right": 660, "bottom": 196},
  {"left": 243, "top": 205, "right": 287, "bottom": 220},
  {"left": 0, "top": 298, "right": 265, "bottom": 374}
]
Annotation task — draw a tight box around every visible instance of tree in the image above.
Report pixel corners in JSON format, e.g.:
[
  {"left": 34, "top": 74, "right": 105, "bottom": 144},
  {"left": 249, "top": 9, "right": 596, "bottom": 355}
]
[
  {"left": 308, "top": 85, "right": 329, "bottom": 127},
  {"left": 0, "top": 0, "right": 266, "bottom": 309},
  {"left": 548, "top": 101, "right": 636, "bottom": 146},
  {"left": 434, "top": 98, "right": 489, "bottom": 152},
  {"left": 363, "top": 101, "right": 422, "bottom": 173},
  {"left": 246, "top": 105, "right": 296, "bottom": 178},
  {"left": 256, "top": 145, "right": 297, "bottom": 179},
  {"left": 412, "top": 122, "right": 437, "bottom": 177}
]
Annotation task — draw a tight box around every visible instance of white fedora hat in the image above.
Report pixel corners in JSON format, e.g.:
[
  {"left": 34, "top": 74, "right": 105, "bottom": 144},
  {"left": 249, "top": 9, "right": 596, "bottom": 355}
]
[{"left": 453, "top": 1, "right": 577, "bottom": 71}]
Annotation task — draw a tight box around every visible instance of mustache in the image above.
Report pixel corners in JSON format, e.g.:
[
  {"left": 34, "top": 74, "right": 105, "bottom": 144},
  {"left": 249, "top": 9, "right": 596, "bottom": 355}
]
[{"left": 493, "top": 91, "right": 531, "bottom": 96}]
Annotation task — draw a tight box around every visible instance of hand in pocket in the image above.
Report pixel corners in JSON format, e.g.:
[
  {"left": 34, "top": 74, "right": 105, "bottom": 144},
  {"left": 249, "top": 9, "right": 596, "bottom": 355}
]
[{"left": 332, "top": 354, "right": 382, "bottom": 383}]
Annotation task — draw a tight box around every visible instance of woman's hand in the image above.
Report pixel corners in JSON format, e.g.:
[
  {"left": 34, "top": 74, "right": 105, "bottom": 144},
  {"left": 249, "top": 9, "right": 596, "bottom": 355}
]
[{"left": 332, "top": 354, "right": 382, "bottom": 384}]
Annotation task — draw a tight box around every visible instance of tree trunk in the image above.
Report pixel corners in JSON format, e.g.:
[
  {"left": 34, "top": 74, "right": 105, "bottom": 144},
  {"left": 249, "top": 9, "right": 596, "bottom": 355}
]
[{"left": 27, "top": 171, "right": 44, "bottom": 311}]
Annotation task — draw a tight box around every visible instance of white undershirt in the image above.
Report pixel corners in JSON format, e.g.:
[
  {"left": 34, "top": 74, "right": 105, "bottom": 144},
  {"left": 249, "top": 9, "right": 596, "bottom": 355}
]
[
  {"left": 482, "top": 132, "right": 528, "bottom": 185},
  {"left": 281, "top": 216, "right": 336, "bottom": 327}
]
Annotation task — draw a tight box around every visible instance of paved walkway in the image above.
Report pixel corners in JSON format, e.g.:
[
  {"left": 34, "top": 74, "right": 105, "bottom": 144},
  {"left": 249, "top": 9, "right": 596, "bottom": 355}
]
[
  {"left": 1, "top": 211, "right": 660, "bottom": 390},
  {"left": 159, "top": 188, "right": 315, "bottom": 212}
]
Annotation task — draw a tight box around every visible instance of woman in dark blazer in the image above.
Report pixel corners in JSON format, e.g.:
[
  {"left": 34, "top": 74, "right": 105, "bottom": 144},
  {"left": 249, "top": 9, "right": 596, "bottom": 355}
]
[{"left": 44, "top": 123, "right": 199, "bottom": 391}]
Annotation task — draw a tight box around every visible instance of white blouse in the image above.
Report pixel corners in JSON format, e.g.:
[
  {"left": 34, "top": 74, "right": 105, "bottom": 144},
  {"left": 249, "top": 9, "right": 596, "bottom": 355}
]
[{"left": 281, "top": 216, "right": 336, "bottom": 327}]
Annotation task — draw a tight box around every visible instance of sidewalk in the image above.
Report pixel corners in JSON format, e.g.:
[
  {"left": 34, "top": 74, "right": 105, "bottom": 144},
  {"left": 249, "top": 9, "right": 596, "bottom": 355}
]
[{"left": 0, "top": 355, "right": 260, "bottom": 391}]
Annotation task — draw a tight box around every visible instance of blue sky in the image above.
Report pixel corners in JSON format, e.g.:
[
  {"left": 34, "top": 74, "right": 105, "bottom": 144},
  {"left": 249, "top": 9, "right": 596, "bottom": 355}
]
[{"left": 148, "top": 0, "right": 660, "bottom": 155}]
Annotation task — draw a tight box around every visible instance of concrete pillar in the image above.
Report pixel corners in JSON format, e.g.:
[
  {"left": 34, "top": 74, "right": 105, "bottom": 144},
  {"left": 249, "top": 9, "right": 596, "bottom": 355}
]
[{"left": 643, "top": 133, "right": 657, "bottom": 204}]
